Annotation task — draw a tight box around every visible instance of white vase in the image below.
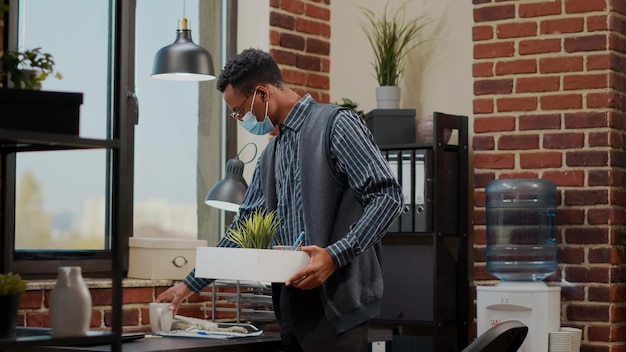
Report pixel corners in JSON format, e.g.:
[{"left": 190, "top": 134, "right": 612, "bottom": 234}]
[
  {"left": 375, "top": 86, "right": 401, "bottom": 109},
  {"left": 49, "top": 266, "right": 92, "bottom": 337}
]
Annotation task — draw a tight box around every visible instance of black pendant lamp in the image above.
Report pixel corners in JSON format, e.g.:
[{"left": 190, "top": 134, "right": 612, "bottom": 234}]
[{"left": 151, "top": 13, "right": 216, "bottom": 81}]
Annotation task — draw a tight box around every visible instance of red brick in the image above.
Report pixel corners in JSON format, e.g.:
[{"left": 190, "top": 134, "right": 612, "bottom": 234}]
[
  {"left": 495, "top": 59, "right": 537, "bottom": 75},
  {"left": 474, "top": 172, "right": 496, "bottom": 188},
  {"left": 19, "top": 290, "right": 43, "bottom": 309},
  {"left": 282, "top": 68, "right": 306, "bottom": 85},
  {"left": 280, "top": 32, "right": 305, "bottom": 50},
  {"left": 589, "top": 247, "right": 611, "bottom": 263},
  {"left": 563, "top": 73, "right": 608, "bottom": 90},
  {"left": 280, "top": 0, "right": 305, "bottom": 14},
  {"left": 474, "top": 79, "right": 513, "bottom": 95},
  {"left": 564, "top": 34, "right": 608, "bottom": 52},
  {"left": 473, "top": 25, "right": 493, "bottom": 41},
  {"left": 516, "top": 76, "right": 560, "bottom": 93},
  {"left": 296, "top": 54, "right": 320, "bottom": 71},
  {"left": 497, "top": 97, "right": 538, "bottom": 112},
  {"left": 296, "top": 18, "right": 330, "bottom": 38},
  {"left": 557, "top": 208, "right": 586, "bottom": 225},
  {"left": 588, "top": 325, "right": 611, "bottom": 342},
  {"left": 305, "top": 3, "right": 330, "bottom": 20},
  {"left": 269, "top": 29, "right": 280, "bottom": 45},
  {"left": 271, "top": 48, "right": 297, "bottom": 65},
  {"left": 496, "top": 22, "right": 537, "bottom": 39},
  {"left": 565, "top": 0, "right": 607, "bottom": 14},
  {"left": 474, "top": 4, "right": 516, "bottom": 22},
  {"left": 519, "top": 113, "right": 561, "bottom": 130},
  {"left": 498, "top": 134, "right": 539, "bottom": 150},
  {"left": 566, "top": 267, "right": 610, "bottom": 284},
  {"left": 543, "top": 132, "right": 585, "bottom": 149},
  {"left": 589, "top": 170, "right": 610, "bottom": 186},
  {"left": 270, "top": 11, "right": 295, "bottom": 30},
  {"left": 540, "top": 56, "right": 584, "bottom": 73},
  {"left": 520, "top": 152, "right": 562, "bottom": 168},
  {"left": 558, "top": 246, "right": 585, "bottom": 265},
  {"left": 499, "top": 171, "right": 539, "bottom": 179},
  {"left": 544, "top": 170, "right": 585, "bottom": 186},
  {"left": 474, "top": 62, "right": 494, "bottom": 77},
  {"left": 588, "top": 92, "right": 619, "bottom": 109},
  {"left": 474, "top": 153, "right": 516, "bottom": 169},
  {"left": 474, "top": 98, "right": 494, "bottom": 114},
  {"left": 473, "top": 136, "right": 495, "bottom": 150},
  {"left": 590, "top": 132, "right": 609, "bottom": 147},
  {"left": 588, "top": 53, "right": 612, "bottom": 70},
  {"left": 540, "top": 94, "right": 583, "bottom": 110},
  {"left": 588, "top": 14, "right": 609, "bottom": 31},
  {"left": 474, "top": 116, "right": 516, "bottom": 132},
  {"left": 564, "top": 189, "right": 609, "bottom": 205},
  {"left": 540, "top": 17, "right": 585, "bottom": 34},
  {"left": 567, "top": 150, "right": 609, "bottom": 167},
  {"left": 306, "top": 38, "right": 329, "bottom": 55},
  {"left": 474, "top": 42, "right": 516, "bottom": 59},
  {"left": 305, "top": 72, "right": 329, "bottom": 89},
  {"left": 589, "top": 286, "right": 611, "bottom": 302},
  {"left": 122, "top": 287, "right": 153, "bottom": 304},
  {"left": 564, "top": 112, "right": 608, "bottom": 128},
  {"left": 519, "top": 38, "right": 561, "bottom": 55},
  {"left": 519, "top": 1, "right": 561, "bottom": 18}
]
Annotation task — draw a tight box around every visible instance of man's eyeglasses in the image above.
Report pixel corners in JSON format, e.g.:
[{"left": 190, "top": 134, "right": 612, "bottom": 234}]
[{"left": 229, "top": 90, "right": 255, "bottom": 120}]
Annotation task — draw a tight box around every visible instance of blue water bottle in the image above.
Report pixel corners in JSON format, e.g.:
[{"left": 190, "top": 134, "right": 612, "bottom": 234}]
[{"left": 485, "top": 178, "right": 558, "bottom": 281}]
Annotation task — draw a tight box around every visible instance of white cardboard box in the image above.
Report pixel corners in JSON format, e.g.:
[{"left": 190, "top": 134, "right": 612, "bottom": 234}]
[
  {"left": 195, "top": 247, "right": 310, "bottom": 282},
  {"left": 128, "top": 237, "right": 207, "bottom": 280}
]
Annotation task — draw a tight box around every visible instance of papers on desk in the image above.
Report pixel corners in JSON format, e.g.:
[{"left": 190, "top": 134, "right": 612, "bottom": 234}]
[{"left": 157, "top": 323, "right": 263, "bottom": 340}]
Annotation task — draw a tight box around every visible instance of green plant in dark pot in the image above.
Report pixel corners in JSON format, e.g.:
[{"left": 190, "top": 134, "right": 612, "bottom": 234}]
[
  {"left": 0, "top": 47, "right": 62, "bottom": 90},
  {"left": 0, "top": 272, "right": 27, "bottom": 338}
]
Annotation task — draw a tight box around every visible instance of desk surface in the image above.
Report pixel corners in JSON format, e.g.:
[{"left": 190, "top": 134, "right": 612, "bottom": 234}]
[{"left": 33, "top": 332, "right": 283, "bottom": 352}]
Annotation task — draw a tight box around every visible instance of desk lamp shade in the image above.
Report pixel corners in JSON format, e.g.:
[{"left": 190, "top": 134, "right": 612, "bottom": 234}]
[
  {"left": 151, "top": 16, "right": 216, "bottom": 81},
  {"left": 205, "top": 157, "right": 248, "bottom": 212}
]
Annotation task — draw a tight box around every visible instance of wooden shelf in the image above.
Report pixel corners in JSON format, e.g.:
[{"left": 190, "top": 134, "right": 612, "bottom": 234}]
[{"left": 0, "top": 128, "right": 119, "bottom": 153}]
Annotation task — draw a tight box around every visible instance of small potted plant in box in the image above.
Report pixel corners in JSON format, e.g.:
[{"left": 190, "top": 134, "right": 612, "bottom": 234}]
[
  {"left": 225, "top": 208, "right": 281, "bottom": 249},
  {"left": 0, "top": 272, "right": 27, "bottom": 338},
  {"left": 195, "top": 208, "right": 310, "bottom": 282}
]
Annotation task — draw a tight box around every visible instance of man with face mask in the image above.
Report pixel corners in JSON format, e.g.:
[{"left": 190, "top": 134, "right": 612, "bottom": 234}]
[{"left": 157, "top": 48, "right": 403, "bottom": 351}]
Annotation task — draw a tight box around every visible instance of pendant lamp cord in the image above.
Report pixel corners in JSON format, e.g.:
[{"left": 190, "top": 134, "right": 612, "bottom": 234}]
[{"left": 236, "top": 142, "right": 258, "bottom": 164}]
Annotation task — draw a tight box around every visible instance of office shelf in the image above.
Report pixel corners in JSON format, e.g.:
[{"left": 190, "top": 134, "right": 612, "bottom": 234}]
[
  {"left": 371, "top": 112, "right": 469, "bottom": 352},
  {"left": 200, "top": 280, "right": 276, "bottom": 324},
  {"left": 0, "top": 99, "right": 126, "bottom": 351}
]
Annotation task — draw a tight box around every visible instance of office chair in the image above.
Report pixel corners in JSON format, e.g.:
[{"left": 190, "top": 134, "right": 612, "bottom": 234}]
[{"left": 461, "top": 320, "right": 528, "bottom": 352}]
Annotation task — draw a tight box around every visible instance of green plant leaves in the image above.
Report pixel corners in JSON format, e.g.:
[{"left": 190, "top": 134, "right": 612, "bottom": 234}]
[
  {"left": 225, "top": 208, "right": 281, "bottom": 249},
  {"left": 0, "top": 47, "right": 62, "bottom": 90},
  {"left": 0, "top": 272, "right": 27, "bottom": 296},
  {"left": 360, "top": 2, "right": 430, "bottom": 86}
]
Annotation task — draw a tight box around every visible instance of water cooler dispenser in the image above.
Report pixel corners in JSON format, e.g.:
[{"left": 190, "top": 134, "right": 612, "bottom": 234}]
[{"left": 477, "top": 179, "right": 560, "bottom": 352}]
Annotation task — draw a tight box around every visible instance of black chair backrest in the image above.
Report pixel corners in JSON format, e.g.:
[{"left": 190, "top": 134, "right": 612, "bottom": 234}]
[{"left": 461, "top": 320, "right": 528, "bottom": 352}]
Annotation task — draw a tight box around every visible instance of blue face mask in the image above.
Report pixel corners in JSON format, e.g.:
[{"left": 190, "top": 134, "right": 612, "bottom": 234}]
[{"left": 240, "top": 90, "right": 274, "bottom": 135}]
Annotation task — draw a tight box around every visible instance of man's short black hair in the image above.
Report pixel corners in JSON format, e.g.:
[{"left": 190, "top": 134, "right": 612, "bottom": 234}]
[{"left": 216, "top": 48, "right": 284, "bottom": 94}]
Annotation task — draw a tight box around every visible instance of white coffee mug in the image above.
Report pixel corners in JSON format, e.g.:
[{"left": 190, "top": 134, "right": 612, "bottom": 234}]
[{"left": 149, "top": 302, "right": 173, "bottom": 333}]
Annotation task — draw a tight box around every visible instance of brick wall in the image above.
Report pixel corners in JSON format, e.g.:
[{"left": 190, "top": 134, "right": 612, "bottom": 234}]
[
  {"left": 472, "top": 1, "right": 626, "bottom": 351},
  {"left": 17, "top": 281, "right": 272, "bottom": 333},
  {"left": 269, "top": 0, "right": 331, "bottom": 103}
]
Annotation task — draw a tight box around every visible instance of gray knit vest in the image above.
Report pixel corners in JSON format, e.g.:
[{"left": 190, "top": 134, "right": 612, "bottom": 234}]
[{"left": 260, "top": 101, "right": 383, "bottom": 333}]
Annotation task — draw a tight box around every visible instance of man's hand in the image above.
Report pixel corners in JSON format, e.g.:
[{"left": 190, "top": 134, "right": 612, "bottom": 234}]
[
  {"left": 155, "top": 281, "right": 193, "bottom": 315},
  {"left": 285, "top": 245, "right": 337, "bottom": 290}
]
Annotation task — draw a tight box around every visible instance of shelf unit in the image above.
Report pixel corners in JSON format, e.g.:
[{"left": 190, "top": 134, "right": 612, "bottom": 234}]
[
  {"left": 370, "top": 112, "right": 469, "bottom": 352},
  {"left": 0, "top": 128, "right": 125, "bottom": 350},
  {"left": 200, "top": 280, "right": 276, "bottom": 325}
]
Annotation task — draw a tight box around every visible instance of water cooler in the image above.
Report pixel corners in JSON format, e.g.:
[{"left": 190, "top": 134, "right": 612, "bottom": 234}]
[{"left": 477, "top": 179, "right": 560, "bottom": 352}]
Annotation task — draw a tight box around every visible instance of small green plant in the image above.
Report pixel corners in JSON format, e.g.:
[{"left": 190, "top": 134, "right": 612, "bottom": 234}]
[
  {"left": 225, "top": 208, "right": 281, "bottom": 249},
  {"left": 1, "top": 47, "right": 62, "bottom": 90},
  {"left": 360, "top": 1, "right": 429, "bottom": 86},
  {"left": 333, "top": 98, "right": 366, "bottom": 121},
  {"left": 0, "top": 272, "right": 27, "bottom": 296}
]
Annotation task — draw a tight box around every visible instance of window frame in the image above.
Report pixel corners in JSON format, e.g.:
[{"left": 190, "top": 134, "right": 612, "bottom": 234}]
[{"left": 0, "top": 0, "right": 238, "bottom": 279}]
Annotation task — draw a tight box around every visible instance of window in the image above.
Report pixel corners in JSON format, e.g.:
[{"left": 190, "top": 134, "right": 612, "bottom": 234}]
[{"left": 2, "top": 0, "right": 235, "bottom": 278}]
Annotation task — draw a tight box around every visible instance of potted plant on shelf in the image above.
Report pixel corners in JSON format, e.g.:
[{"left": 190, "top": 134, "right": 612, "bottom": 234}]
[
  {"left": 0, "top": 47, "right": 62, "bottom": 90},
  {"left": 0, "top": 47, "right": 83, "bottom": 135},
  {"left": 0, "top": 272, "right": 27, "bottom": 338},
  {"left": 360, "top": 1, "right": 429, "bottom": 109}
]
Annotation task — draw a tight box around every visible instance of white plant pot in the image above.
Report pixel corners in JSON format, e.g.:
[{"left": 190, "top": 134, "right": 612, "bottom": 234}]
[{"left": 376, "top": 86, "right": 401, "bottom": 109}]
